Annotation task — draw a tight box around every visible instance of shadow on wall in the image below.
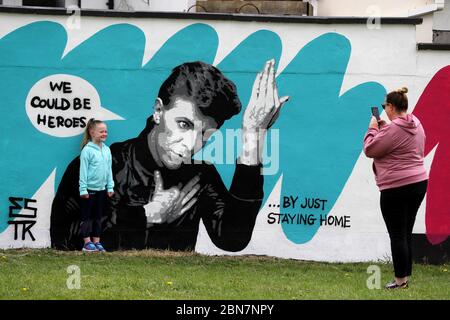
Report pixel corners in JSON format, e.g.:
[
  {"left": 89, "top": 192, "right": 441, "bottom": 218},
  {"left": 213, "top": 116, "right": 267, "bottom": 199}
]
[{"left": 413, "top": 234, "right": 450, "bottom": 264}]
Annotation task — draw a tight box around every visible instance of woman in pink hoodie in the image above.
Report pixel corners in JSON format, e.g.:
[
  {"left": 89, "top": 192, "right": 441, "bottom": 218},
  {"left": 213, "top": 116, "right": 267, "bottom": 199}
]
[{"left": 364, "top": 87, "right": 428, "bottom": 289}]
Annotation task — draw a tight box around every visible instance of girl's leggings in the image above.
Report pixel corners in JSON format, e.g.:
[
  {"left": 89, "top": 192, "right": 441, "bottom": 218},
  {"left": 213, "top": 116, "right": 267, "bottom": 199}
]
[{"left": 80, "top": 190, "right": 106, "bottom": 238}]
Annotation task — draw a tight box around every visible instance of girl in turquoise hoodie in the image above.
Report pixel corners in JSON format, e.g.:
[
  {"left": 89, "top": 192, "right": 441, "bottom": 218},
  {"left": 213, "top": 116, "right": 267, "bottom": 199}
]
[{"left": 79, "top": 118, "right": 114, "bottom": 252}]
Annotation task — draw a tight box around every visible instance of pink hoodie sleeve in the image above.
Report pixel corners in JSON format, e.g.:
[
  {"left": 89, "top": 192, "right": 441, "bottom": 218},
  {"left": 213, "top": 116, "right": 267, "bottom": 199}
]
[{"left": 363, "top": 125, "right": 396, "bottom": 158}]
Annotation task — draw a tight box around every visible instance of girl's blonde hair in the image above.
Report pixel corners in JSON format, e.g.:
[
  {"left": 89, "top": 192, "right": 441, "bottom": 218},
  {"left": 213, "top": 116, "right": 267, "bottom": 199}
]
[{"left": 81, "top": 118, "right": 104, "bottom": 149}]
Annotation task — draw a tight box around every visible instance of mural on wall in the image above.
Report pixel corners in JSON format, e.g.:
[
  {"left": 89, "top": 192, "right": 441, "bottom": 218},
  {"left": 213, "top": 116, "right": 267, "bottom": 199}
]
[
  {"left": 412, "top": 65, "right": 450, "bottom": 245},
  {"left": 52, "top": 59, "right": 286, "bottom": 251},
  {"left": 8, "top": 197, "right": 37, "bottom": 241},
  {"left": 0, "top": 17, "right": 449, "bottom": 260}
]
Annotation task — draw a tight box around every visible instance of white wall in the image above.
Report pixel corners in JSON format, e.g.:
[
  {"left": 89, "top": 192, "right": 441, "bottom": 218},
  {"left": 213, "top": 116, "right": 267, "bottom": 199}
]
[{"left": 0, "top": 12, "right": 448, "bottom": 261}]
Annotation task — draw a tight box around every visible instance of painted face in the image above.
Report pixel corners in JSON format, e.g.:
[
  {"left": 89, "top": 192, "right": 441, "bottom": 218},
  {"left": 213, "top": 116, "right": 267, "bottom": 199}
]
[
  {"left": 152, "top": 97, "right": 218, "bottom": 170},
  {"left": 90, "top": 122, "right": 108, "bottom": 144}
]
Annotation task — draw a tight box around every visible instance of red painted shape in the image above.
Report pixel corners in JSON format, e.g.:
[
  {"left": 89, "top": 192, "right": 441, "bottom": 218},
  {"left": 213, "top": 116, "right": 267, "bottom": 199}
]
[{"left": 413, "top": 65, "right": 450, "bottom": 244}]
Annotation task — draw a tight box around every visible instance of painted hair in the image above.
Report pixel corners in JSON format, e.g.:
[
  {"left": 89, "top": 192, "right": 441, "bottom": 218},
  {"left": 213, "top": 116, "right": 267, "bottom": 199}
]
[
  {"left": 157, "top": 61, "right": 241, "bottom": 127},
  {"left": 386, "top": 87, "right": 408, "bottom": 112},
  {"left": 81, "top": 118, "right": 104, "bottom": 149}
]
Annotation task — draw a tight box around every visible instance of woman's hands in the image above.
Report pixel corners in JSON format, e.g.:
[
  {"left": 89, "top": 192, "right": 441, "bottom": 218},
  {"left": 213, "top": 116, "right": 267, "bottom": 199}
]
[
  {"left": 144, "top": 170, "right": 201, "bottom": 224},
  {"left": 240, "top": 59, "right": 289, "bottom": 166},
  {"left": 369, "top": 116, "right": 387, "bottom": 129}
]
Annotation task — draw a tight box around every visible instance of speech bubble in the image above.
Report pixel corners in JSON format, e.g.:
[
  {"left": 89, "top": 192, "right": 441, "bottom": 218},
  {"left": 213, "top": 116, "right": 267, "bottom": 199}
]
[{"left": 26, "top": 74, "right": 123, "bottom": 137}]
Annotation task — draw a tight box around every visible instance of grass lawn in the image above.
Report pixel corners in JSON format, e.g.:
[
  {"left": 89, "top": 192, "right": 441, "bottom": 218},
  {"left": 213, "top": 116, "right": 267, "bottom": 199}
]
[{"left": 0, "top": 249, "right": 448, "bottom": 300}]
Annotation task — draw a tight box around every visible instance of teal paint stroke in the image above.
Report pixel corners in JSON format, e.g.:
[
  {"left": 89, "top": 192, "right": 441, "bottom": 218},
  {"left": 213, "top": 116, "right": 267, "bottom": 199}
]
[{"left": 273, "top": 33, "right": 385, "bottom": 243}]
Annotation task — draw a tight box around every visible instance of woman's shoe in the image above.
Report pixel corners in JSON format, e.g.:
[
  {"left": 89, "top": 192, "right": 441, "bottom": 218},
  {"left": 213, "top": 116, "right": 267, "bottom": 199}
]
[{"left": 385, "top": 280, "right": 408, "bottom": 289}]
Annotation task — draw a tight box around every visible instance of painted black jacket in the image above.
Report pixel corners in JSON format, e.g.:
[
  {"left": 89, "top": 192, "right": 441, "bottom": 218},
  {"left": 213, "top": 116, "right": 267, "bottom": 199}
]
[{"left": 51, "top": 118, "right": 263, "bottom": 252}]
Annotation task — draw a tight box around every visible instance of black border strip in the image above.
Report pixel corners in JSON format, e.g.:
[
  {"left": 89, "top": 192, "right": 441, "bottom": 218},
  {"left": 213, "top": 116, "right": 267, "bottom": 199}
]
[
  {"left": 417, "top": 43, "right": 450, "bottom": 50},
  {"left": 0, "top": 5, "right": 422, "bottom": 25}
]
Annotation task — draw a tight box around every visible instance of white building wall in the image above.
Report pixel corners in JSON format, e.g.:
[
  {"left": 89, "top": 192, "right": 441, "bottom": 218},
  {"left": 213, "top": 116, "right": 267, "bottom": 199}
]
[
  {"left": 315, "top": 0, "right": 445, "bottom": 43},
  {"left": 417, "top": 13, "right": 435, "bottom": 42},
  {"left": 81, "top": 0, "right": 108, "bottom": 10},
  {"left": 317, "top": 0, "right": 434, "bottom": 17},
  {"left": 2, "top": 0, "right": 22, "bottom": 6},
  {"left": 79, "top": 0, "right": 194, "bottom": 12},
  {"left": 434, "top": 0, "right": 450, "bottom": 29},
  {"left": 122, "top": 0, "right": 195, "bottom": 12}
]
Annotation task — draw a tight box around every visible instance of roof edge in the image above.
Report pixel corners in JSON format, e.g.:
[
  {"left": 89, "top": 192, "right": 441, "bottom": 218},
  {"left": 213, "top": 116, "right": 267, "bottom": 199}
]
[{"left": 0, "top": 5, "right": 423, "bottom": 25}]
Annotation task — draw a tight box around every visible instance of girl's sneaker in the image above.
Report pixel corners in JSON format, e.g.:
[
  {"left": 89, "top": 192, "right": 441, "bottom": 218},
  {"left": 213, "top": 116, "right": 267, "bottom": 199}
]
[
  {"left": 82, "top": 242, "right": 98, "bottom": 252},
  {"left": 94, "top": 242, "right": 106, "bottom": 252}
]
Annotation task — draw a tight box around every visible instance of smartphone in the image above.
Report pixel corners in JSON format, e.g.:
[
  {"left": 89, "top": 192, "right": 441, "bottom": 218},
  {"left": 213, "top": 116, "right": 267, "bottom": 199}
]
[{"left": 371, "top": 107, "right": 380, "bottom": 121}]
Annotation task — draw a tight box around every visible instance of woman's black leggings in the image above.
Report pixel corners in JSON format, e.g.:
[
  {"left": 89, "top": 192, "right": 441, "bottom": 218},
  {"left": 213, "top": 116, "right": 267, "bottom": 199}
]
[
  {"left": 380, "top": 180, "right": 428, "bottom": 278},
  {"left": 80, "top": 190, "right": 106, "bottom": 239}
]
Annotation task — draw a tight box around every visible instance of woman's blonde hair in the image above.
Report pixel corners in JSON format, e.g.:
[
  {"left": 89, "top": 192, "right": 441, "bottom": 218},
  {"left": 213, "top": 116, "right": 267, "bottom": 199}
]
[{"left": 81, "top": 118, "right": 104, "bottom": 149}]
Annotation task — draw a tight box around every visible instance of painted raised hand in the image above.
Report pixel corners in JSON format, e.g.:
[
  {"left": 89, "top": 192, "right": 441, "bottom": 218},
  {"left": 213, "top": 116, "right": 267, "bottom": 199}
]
[{"left": 243, "top": 59, "right": 289, "bottom": 131}]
